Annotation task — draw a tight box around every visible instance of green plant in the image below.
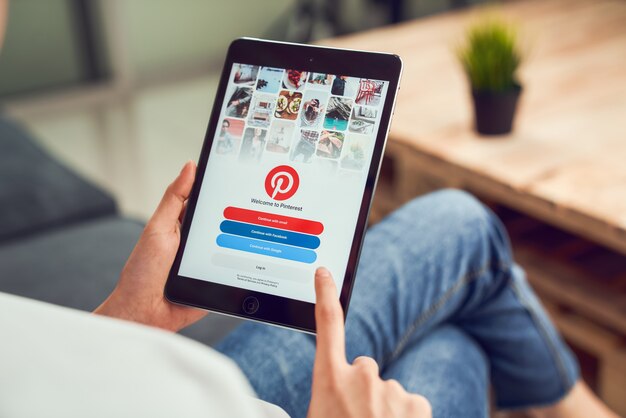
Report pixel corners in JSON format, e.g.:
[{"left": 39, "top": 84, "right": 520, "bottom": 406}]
[{"left": 458, "top": 17, "right": 522, "bottom": 92}]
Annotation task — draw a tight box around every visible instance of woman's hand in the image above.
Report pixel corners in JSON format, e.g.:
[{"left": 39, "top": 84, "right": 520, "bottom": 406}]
[
  {"left": 308, "top": 267, "right": 432, "bottom": 418},
  {"left": 94, "top": 161, "right": 207, "bottom": 332}
]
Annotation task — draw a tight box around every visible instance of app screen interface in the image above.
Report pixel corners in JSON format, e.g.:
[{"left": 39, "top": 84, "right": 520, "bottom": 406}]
[{"left": 179, "top": 65, "right": 389, "bottom": 303}]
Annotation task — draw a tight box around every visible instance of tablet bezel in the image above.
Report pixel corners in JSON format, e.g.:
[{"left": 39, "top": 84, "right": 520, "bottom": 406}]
[{"left": 165, "top": 38, "right": 402, "bottom": 333}]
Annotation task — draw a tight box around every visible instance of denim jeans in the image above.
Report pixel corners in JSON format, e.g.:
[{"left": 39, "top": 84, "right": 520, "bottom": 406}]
[{"left": 217, "top": 190, "right": 579, "bottom": 418}]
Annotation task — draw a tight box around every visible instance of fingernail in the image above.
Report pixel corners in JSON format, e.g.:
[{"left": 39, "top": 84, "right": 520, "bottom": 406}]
[{"left": 316, "top": 267, "right": 330, "bottom": 277}]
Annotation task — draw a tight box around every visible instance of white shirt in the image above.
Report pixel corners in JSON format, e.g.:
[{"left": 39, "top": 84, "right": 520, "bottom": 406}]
[{"left": 0, "top": 292, "right": 289, "bottom": 418}]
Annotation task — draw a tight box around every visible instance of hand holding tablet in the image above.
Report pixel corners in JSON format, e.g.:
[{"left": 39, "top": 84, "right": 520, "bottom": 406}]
[{"left": 165, "top": 38, "right": 402, "bottom": 333}]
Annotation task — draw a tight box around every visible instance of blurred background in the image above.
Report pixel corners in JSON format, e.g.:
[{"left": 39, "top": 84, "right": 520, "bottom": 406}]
[
  {"left": 1, "top": 1, "right": 624, "bottom": 416},
  {"left": 1, "top": 0, "right": 487, "bottom": 218}
]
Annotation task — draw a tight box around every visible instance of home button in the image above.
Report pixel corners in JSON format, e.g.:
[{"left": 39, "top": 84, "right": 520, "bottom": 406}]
[{"left": 242, "top": 296, "right": 260, "bottom": 314}]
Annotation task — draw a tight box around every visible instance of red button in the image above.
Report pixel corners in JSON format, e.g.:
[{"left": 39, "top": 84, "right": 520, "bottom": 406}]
[{"left": 223, "top": 207, "right": 324, "bottom": 235}]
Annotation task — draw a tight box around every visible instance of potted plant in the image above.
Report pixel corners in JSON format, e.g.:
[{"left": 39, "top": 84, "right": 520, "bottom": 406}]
[{"left": 458, "top": 16, "right": 522, "bottom": 135}]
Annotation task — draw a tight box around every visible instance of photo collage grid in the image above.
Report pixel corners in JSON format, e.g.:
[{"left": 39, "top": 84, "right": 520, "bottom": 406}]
[{"left": 214, "top": 63, "right": 387, "bottom": 173}]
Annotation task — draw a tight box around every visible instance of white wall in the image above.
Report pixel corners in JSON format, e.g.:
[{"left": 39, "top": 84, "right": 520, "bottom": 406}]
[
  {"left": 0, "top": 0, "right": 84, "bottom": 96},
  {"left": 118, "top": 1, "right": 293, "bottom": 81}
]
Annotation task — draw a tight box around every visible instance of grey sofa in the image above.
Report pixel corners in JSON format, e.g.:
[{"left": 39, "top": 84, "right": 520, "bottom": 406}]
[{"left": 0, "top": 116, "right": 240, "bottom": 345}]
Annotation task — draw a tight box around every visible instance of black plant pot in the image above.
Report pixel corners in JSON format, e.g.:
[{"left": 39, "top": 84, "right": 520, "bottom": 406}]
[{"left": 471, "top": 85, "right": 522, "bottom": 136}]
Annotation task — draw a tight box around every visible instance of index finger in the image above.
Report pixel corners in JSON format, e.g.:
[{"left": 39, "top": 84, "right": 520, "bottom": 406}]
[{"left": 314, "top": 267, "right": 346, "bottom": 367}]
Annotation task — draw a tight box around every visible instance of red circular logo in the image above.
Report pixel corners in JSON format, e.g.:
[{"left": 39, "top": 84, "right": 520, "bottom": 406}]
[{"left": 265, "top": 165, "right": 300, "bottom": 201}]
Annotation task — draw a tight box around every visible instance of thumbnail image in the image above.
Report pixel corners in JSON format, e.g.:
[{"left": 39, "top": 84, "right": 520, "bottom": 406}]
[
  {"left": 323, "top": 96, "right": 353, "bottom": 131},
  {"left": 349, "top": 105, "right": 378, "bottom": 134},
  {"left": 356, "top": 79, "right": 385, "bottom": 106},
  {"left": 282, "top": 69, "right": 308, "bottom": 91},
  {"left": 225, "top": 86, "right": 252, "bottom": 119},
  {"left": 299, "top": 90, "right": 329, "bottom": 128},
  {"left": 256, "top": 67, "right": 283, "bottom": 93},
  {"left": 232, "top": 64, "right": 259, "bottom": 86},
  {"left": 248, "top": 93, "right": 275, "bottom": 128},
  {"left": 215, "top": 118, "right": 244, "bottom": 155},
  {"left": 316, "top": 130, "right": 345, "bottom": 159},
  {"left": 341, "top": 134, "right": 371, "bottom": 171},
  {"left": 330, "top": 75, "right": 359, "bottom": 98},
  {"left": 290, "top": 129, "right": 319, "bottom": 163},
  {"left": 307, "top": 72, "right": 333, "bottom": 88},
  {"left": 239, "top": 127, "right": 267, "bottom": 162},
  {"left": 267, "top": 120, "right": 296, "bottom": 154},
  {"left": 275, "top": 90, "right": 303, "bottom": 120}
]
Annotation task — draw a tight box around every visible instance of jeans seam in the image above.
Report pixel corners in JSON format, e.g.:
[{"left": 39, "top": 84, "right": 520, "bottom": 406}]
[
  {"left": 509, "top": 281, "right": 574, "bottom": 395},
  {"left": 385, "top": 260, "right": 511, "bottom": 364}
]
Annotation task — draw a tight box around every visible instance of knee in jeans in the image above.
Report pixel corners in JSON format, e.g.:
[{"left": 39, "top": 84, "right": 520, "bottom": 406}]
[
  {"left": 427, "top": 189, "right": 485, "bottom": 218},
  {"left": 402, "top": 189, "right": 513, "bottom": 265},
  {"left": 402, "top": 189, "right": 487, "bottom": 228}
]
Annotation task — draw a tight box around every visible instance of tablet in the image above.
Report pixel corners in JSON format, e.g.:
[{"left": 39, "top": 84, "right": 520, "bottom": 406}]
[{"left": 165, "top": 38, "right": 402, "bottom": 333}]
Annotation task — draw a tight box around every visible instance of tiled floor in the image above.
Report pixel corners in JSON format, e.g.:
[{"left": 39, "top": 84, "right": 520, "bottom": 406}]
[{"left": 16, "top": 74, "right": 222, "bottom": 221}]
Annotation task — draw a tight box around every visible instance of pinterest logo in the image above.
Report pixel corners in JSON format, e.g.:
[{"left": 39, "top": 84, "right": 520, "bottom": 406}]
[{"left": 265, "top": 165, "right": 300, "bottom": 201}]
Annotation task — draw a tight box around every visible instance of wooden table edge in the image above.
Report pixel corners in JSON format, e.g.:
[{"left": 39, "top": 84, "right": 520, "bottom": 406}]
[{"left": 387, "top": 138, "right": 626, "bottom": 255}]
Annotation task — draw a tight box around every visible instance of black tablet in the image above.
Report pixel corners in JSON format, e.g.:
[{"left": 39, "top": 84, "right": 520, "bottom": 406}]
[{"left": 165, "top": 38, "right": 402, "bottom": 333}]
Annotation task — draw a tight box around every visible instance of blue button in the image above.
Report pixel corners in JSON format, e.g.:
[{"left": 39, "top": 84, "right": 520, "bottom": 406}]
[
  {"left": 220, "top": 220, "right": 320, "bottom": 249},
  {"left": 216, "top": 234, "right": 317, "bottom": 264}
]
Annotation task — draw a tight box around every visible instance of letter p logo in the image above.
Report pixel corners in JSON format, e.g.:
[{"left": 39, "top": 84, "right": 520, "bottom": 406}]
[{"left": 265, "top": 165, "right": 300, "bottom": 201}]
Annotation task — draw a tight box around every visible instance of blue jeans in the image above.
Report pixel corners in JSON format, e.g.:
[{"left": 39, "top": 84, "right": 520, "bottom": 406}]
[{"left": 217, "top": 190, "right": 579, "bottom": 418}]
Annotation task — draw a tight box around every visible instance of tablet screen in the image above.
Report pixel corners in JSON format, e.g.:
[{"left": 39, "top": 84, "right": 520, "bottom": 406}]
[{"left": 178, "top": 64, "right": 390, "bottom": 303}]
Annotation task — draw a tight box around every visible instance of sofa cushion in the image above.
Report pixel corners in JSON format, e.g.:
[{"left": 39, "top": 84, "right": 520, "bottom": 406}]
[
  {"left": 0, "top": 116, "right": 117, "bottom": 243},
  {"left": 0, "top": 216, "right": 143, "bottom": 311},
  {"left": 0, "top": 215, "right": 242, "bottom": 346}
]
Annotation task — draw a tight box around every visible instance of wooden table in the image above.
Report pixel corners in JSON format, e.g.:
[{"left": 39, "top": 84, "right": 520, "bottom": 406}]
[
  {"left": 326, "top": 0, "right": 626, "bottom": 253},
  {"left": 324, "top": 0, "right": 626, "bottom": 413}
]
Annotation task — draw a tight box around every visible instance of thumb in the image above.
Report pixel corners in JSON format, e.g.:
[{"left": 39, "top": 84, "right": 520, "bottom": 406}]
[{"left": 149, "top": 160, "right": 196, "bottom": 232}]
